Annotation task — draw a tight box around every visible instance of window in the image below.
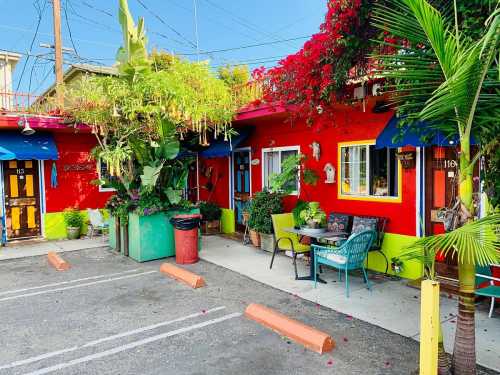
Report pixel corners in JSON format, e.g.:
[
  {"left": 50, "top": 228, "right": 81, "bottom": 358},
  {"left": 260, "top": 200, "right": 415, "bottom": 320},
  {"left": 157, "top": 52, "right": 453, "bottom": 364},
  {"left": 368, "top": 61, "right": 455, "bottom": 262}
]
[
  {"left": 339, "top": 142, "right": 400, "bottom": 200},
  {"left": 262, "top": 146, "right": 300, "bottom": 195},
  {"left": 98, "top": 160, "right": 117, "bottom": 192}
]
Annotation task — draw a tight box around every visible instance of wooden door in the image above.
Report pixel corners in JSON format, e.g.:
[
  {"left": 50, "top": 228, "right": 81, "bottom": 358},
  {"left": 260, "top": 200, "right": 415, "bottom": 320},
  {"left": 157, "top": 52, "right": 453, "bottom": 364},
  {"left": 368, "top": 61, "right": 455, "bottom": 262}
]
[
  {"left": 3, "top": 160, "right": 41, "bottom": 239},
  {"left": 233, "top": 150, "right": 251, "bottom": 230},
  {"left": 425, "top": 146, "right": 460, "bottom": 280}
]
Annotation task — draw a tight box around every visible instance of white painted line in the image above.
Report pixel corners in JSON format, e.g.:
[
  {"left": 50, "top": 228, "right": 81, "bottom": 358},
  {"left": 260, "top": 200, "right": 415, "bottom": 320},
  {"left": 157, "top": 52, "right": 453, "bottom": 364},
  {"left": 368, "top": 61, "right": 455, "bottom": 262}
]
[
  {"left": 23, "top": 312, "right": 242, "bottom": 375},
  {"left": 0, "top": 271, "right": 157, "bottom": 303},
  {"left": 0, "top": 306, "right": 226, "bottom": 371},
  {"left": 0, "top": 269, "right": 141, "bottom": 296}
]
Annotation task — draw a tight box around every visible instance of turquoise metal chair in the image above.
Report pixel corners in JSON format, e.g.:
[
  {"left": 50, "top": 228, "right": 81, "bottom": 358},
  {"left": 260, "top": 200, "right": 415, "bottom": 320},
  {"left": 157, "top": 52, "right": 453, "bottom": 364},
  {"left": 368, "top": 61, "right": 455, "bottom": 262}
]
[
  {"left": 312, "top": 230, "right": 376, "bottom": 297},
  {"left": 475, "top": 265, "right": 500, "bottom": 318}
]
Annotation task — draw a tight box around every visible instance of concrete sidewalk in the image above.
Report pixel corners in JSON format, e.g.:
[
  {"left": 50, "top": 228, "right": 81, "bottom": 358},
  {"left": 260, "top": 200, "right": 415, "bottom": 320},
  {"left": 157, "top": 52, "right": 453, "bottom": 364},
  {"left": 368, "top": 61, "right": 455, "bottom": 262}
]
[
  {"left": 200, "top": 235, "right": 500, "bottom": 372},
  {"left": 0, "top": 237, "right": 107, "bottom": 261}
]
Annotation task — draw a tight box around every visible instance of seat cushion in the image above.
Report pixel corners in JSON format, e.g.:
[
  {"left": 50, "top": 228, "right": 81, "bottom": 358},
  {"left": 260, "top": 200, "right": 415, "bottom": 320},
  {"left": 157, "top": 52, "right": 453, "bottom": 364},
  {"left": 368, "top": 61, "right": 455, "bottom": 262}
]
[
  {"left": 327, "top": 213, "right": 352, "bottom": 233},
  {"left": 318, "top": 252, "right": 347, "bottom": 264},
  {"left": 352, "top": 216, "right": 378, "bottom": 234}
]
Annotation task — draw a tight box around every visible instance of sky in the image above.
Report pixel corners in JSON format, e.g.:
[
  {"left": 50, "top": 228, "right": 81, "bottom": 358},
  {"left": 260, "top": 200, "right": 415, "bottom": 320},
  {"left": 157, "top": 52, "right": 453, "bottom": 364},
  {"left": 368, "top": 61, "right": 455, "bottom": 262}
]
[{"left": 0, "top": 0, "right": 327, "bottom": 96}]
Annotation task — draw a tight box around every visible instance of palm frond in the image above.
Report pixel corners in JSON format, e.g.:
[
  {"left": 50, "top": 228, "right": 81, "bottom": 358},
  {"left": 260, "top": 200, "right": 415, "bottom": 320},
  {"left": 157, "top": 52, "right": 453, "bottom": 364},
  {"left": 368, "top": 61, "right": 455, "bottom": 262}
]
[{"left": 399, "top": 214, "right": 500, "bottom": 268}]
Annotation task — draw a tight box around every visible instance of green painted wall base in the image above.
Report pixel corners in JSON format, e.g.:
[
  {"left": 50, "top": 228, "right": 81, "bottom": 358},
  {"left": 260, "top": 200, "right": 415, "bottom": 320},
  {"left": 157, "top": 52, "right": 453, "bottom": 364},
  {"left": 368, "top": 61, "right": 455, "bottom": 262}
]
[
  {"left": 365, "top": 233, "right": 423, "bottom": 280},
  {"left": 44, "top": 210, "right": 109, "bottom": 240},
  {"left": 221, "top": 209, "right": 235, "bottom": 234}
]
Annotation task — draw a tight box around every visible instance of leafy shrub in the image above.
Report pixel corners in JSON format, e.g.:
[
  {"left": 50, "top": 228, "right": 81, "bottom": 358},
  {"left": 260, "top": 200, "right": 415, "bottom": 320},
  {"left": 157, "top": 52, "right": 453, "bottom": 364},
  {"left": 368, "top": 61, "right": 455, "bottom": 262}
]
[
  {"left": 248, "top": 191, "right": 283, "bottom": 234},
  {"left": 199, "top": 201, "right": 222, "bottom": 221},
  {"left": 63, "top": 207, "right": 84, "bottom": 228},
  {"left": 292, "top": 200, "right": 309, "bottom": 227}
]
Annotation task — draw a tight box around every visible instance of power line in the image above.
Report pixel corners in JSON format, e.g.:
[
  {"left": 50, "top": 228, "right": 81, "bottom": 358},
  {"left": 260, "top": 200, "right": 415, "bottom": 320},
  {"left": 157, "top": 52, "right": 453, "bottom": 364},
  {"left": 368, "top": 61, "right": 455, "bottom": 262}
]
[
  {"left": 134, "top": 0, "right": 198, "bottom": 49},
  {"left": 178, "top": 36, "right": 310, "bottom": 56},
  {"left": 63, "top": 0, "right": 79, "bottom": 56},
  {"left": 15, "top": 0, "right": 48, "bottom": 92}
]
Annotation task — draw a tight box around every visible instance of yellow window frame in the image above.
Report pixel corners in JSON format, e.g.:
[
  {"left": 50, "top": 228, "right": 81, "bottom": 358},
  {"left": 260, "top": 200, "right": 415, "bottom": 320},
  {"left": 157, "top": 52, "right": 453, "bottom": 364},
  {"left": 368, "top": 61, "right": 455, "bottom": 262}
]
[{"left": 337, "top": 139, "right": 403, "bottom": 203}]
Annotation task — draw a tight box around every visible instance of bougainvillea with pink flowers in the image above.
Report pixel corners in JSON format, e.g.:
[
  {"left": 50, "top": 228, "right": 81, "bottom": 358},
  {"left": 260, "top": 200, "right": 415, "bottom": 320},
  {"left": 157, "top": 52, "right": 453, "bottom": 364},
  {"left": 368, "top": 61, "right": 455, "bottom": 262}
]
[{"left": 253, "top": 0, "right": 380, "bottom": 124}]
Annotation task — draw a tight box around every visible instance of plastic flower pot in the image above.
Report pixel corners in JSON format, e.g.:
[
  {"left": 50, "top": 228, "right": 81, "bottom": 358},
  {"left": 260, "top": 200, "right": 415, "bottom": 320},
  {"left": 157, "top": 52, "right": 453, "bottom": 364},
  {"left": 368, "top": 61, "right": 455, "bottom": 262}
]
[{"left": 66, "top": 226, "right": 81, "bottom": 240}]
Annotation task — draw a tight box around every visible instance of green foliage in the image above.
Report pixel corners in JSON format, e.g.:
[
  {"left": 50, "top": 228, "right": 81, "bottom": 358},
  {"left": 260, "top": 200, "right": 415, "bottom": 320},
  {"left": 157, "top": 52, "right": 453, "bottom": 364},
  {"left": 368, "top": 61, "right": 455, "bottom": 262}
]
[
  {"left": 105, "top": 194, "right": 133, "bottom": 224},
  {"left": 397, "top": 213, "right": 500, "bottom": 274},
  {"left": 198, "top": 201, "right": 222, "bottom": 221},
  {"left": 481, "top": 137, "right": 500, "bottom": 209},
  {"left": 303, "top": 168, "right": 319, "bottom": 186},
  {"left": 292, "top": 200, "right": 309, "bottom": 227},
  {"left": 62, "top": 208, "right": 84, "bottom": 228},
  {"left": 269, "top": 153, "right": 302, "bottom": 194},
  {"left": 299, "top": 202, "right": 326, "bottom": 228},
  {"left": 248, "top": 191, "right": 283, "bottom": 234}
]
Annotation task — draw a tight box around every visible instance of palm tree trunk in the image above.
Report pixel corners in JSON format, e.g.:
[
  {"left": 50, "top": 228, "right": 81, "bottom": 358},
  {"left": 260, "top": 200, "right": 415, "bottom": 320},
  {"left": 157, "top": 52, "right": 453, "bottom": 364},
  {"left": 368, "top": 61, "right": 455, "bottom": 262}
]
[
  {"left": 438, "top": 323, "right": 451, "bottom": 374},
  {"left": 451, "top": 136, "right": 476, "bottom": 374}
]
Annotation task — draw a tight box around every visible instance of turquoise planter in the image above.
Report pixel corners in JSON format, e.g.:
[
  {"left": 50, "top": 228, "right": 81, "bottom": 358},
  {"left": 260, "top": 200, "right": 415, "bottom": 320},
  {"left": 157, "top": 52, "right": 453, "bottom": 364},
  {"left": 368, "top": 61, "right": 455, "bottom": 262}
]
[
  {"left": 108, "top": 217, "right": 117, "bottom": 250},
  {"left": 128, "top": 208, "right": 200, "bottom": 263}
]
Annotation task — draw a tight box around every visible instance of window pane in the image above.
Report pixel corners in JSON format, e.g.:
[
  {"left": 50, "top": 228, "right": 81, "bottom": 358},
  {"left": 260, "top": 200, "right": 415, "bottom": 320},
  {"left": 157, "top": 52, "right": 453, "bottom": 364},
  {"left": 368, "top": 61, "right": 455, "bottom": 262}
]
[
  {"left": 281, "top": 150, "right": 299, "bottom": 192},
  {"left": 341, "top": 146, "right": 367, "bottom": 195},
  {"left": 263, "top": 151, "right": 280, "bottom": 190},
  {"left": 369, "top": 146, "right": 398, "bottom": 197}
]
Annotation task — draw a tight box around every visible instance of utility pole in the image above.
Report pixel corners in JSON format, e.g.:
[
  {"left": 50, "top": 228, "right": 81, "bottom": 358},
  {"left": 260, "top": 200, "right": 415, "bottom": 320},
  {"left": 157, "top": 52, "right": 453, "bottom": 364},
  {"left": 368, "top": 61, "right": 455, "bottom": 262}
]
[{"left": 52, "top": 0, "right": 64, "bottom": 107}]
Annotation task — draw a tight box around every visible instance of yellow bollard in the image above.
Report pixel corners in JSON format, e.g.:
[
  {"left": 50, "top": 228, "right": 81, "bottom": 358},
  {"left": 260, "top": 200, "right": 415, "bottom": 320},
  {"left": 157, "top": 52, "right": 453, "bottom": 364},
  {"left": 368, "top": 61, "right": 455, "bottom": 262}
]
[{"left": 419, "top": 280, "right": 440, "bottom": 375}]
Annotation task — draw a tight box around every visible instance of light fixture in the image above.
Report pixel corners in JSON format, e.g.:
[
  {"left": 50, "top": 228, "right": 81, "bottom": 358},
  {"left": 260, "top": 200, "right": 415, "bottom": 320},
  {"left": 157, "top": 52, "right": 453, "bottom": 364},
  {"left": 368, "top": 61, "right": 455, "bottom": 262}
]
[{"left": 17, "top": 115, "right": 35, "bottom": 136}]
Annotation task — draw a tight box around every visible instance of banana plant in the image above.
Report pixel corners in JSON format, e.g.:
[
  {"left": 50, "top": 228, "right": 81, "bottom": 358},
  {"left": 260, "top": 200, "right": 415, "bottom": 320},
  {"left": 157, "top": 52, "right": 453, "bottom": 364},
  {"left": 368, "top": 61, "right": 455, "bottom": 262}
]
[{"left": 372, "top": 1, "right": 499, "bottom": 373}]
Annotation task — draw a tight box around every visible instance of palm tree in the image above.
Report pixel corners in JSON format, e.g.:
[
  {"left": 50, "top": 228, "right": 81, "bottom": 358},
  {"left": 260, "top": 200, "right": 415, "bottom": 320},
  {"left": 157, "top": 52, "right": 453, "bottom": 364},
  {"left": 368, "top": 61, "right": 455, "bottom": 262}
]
[{"left": 372, "top": 0, "right": 499, "bottom": 373}]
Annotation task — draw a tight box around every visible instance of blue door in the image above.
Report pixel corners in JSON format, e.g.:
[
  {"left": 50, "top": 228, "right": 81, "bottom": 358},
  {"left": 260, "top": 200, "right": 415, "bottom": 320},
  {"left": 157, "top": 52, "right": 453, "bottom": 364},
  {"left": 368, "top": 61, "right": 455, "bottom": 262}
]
[{"left": 233, "top": 150, "right": 251, "bottom": 228}]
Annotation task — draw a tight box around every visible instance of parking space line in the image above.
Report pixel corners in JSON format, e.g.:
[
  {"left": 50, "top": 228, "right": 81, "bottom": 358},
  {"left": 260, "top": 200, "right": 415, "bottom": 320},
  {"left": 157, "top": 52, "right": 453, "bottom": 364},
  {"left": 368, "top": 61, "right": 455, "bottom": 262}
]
[
  {"left": 0, "top": 271, "right": 157, "bottom": 302},
  {"left": 0, "top": 306, "right": 226, "bottom": 371},
  {"left": 0, "top": 269, "right": 141, "bottom": 296},
  {"left": 23, "top": 312, "right": 242, "bottom": 375}
]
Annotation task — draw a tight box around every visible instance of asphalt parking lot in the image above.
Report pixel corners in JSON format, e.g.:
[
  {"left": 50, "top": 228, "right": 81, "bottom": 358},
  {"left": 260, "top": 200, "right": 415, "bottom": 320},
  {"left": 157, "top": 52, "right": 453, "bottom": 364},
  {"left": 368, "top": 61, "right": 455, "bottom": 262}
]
[{"left": 0, "top": 247, "right": 493, "bottom": 375}]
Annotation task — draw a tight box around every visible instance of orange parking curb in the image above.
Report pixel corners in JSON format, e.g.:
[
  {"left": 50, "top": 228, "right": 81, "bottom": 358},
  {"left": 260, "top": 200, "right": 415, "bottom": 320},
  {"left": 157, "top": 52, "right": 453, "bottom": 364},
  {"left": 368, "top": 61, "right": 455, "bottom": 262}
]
[
  {"left": 47, "top": 251, "right": 70, "bottom": 271},
  {"left": 244, "top": 303, "right": 335, "bottom": 354},
  {"left": 160, "top": 263, "right": 205, "bottom": 289}
]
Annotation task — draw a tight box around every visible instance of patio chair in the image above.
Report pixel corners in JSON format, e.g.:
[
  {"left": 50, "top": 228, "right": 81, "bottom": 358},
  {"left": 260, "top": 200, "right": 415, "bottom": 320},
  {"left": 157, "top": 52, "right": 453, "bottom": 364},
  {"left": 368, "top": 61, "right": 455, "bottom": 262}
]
[
  {"left": 475, "top": 264, "right": 500, "bottom": 318},
  {"left": 87, "top": 208, "right": 109, "bottom": 240},
  {"left": 312, "top": 230, "right": 376, "bottom": 297},
  {"left": 270, "top": 213, "right": 311, "bottom": 279}
]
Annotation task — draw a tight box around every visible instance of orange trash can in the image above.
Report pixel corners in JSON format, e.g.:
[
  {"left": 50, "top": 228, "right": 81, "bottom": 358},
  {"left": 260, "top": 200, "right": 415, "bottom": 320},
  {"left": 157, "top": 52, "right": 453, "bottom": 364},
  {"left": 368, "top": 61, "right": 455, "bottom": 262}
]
[{"left": 170, "top": 214, "right": 201, "bottom": 264}]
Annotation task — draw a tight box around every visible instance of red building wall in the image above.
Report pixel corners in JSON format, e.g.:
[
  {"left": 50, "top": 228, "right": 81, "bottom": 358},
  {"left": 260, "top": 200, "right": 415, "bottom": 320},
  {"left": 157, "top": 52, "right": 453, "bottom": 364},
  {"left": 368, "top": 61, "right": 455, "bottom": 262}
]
[
  {"left": 201, "top": 102, "right": 417, "bottom": 237},
  {"left": 198, "top": 156, "right": 230, "bottom": 208},
  {"left": 44, "top": 133, "right": 112, "bottom": 212}
]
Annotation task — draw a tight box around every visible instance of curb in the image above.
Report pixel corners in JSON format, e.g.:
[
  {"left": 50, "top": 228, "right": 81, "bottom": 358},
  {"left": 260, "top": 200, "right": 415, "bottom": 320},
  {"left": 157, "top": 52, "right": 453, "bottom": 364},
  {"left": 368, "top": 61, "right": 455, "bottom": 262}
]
[
  {"left": 47, "top": 251, "right": 71, "bottom": 271},
  {"left": 160, "top": 263, "right": 205, "bottom": 289},
  {"left": 244, "top": 303, "right": 335, "bottom": 354}
]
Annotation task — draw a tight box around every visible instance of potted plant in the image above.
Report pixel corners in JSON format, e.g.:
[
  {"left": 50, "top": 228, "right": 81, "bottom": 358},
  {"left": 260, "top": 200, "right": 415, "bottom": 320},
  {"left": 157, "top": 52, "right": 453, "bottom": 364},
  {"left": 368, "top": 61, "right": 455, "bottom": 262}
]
[
  {"left": 248, "top": 191, "right": 283, "bottom": 251},
  {"left": 198, "top": 201, "right": 222, "bottom": 235},
  {"left": 63, "top": 207, "right": 84, "bottom": 240},
  {"left": 299, "top": 202, "right": 326, "bottom": 234},
  {"left": 391, "top": 257, "right": 404, "bottom": 274}
]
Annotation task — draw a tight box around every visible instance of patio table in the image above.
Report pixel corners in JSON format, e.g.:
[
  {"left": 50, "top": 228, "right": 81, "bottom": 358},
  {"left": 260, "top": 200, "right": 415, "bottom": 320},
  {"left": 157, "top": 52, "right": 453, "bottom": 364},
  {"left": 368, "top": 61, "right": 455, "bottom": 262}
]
[{"left": 283, "top": 227, "right": 348, "bottom": 284}]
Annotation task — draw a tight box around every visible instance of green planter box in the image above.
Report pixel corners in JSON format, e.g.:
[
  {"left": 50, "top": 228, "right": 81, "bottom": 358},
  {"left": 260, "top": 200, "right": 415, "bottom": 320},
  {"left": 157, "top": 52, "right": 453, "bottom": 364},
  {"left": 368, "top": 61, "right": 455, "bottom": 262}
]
[
  {"left": 128, "top": 208, "right": 200, "bottom": 263},
  {"left": 108, "top": 216, "right": 127, "bottom": 254}
]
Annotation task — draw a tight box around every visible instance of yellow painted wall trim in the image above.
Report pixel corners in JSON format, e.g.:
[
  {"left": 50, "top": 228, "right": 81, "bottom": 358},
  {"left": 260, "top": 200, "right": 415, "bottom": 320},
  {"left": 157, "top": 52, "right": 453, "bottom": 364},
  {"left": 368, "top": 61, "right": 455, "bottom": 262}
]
[
  {"left": 419, "top": 280, "right": 440, "bottom": 375},
  {"left": 337, "top": 140, "right": 403, "bottom": 203}
]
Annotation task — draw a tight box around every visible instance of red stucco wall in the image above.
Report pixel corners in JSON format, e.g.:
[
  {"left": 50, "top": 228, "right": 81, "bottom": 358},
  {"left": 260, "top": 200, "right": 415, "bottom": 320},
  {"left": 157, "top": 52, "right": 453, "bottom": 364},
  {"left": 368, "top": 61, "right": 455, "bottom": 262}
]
[
  {"left": 200, "top": 102, "right": 417, "bottom": 237},
  {"left": 44, "top": 133, "right": 112, "bottom": 212},
  {"left": 198, "top": 156, "right": 230, "bottom": 208}
]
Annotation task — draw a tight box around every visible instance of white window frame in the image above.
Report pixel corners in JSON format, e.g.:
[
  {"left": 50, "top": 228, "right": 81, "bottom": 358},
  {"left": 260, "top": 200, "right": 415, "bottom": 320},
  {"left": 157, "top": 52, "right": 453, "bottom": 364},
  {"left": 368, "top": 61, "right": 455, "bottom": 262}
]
[
  {"left": 97, "top": 160, "right": 116, "bottom": 193},
  {"left": 338, "top": 141, "right": 402, "bottom": 203},
  {"left": 261, "top": 145, "right": 300, "bottom": 196}
]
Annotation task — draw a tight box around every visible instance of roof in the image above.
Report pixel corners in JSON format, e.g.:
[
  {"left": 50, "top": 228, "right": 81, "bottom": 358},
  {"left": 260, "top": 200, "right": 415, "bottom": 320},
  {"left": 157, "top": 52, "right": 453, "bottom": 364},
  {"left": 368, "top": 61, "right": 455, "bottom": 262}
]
[
  {"left": 37, "top": 63, "right": 118, "bottom": 100},
  {"left": 0, "top": 50, "right": 22, "bottom": 62}
]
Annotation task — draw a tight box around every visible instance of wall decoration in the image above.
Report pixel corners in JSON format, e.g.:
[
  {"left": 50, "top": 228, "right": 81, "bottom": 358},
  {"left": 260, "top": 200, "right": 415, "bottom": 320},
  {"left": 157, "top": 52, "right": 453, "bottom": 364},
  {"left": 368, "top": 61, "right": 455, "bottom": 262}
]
[
  {"left": 310, "top": 141, "right": 321, "bottom": 161},
  {"left": 251, "top": 158, "right": 260, "bottom": 166},
  {"left": 63, "top": 163, "right": 94, "bottom": 172},
  {"left": 324, "top": 163, "right": 335, "bottom": 184},
  {"left": 395, "top": 151, "right": 416, "bottom": 169}
]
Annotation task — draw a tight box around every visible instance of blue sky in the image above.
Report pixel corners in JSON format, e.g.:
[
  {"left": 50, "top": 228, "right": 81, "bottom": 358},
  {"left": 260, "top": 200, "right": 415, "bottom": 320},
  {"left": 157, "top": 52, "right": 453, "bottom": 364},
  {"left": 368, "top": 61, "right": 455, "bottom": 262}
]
[{"left": 0, "top": 0, "right": 327, "bottom": 95}]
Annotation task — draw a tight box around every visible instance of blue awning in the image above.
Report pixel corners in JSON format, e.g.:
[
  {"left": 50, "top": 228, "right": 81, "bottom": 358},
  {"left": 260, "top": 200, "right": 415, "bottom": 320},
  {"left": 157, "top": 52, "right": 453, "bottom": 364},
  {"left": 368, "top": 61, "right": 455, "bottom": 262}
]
[
  {"left": 0, "top": 132, "right": 58, "bottom": 160},
  {"left": 376, "top": 116, "right": 475, "bottom": 149},
  {"left": 199, "top": 128, "right": 252, "bottom": 158}
]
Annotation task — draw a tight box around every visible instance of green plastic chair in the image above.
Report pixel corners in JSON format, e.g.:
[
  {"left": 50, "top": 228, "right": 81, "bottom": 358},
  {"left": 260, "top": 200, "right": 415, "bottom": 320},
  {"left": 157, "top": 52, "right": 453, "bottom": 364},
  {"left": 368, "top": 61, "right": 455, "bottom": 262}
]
[
  {"left": 270, "top": 213, "right": 310, "bottom": 279},
  {"left": 312, "top": 230, "right": 376, "bottom": 297},
  {"left": 475, "top": 265, "right": 500, "bottom": 318}
]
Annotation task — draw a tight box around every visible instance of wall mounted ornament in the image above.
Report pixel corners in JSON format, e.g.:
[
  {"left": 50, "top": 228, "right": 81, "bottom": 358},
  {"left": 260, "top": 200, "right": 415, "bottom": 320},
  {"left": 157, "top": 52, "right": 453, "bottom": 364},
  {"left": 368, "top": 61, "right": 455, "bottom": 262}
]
[
  {"left": 324, "top": 163, "right": 336, "bottom": 184},
  {"left": 310, "top": 141, "right": 321, "bottom": 161}
]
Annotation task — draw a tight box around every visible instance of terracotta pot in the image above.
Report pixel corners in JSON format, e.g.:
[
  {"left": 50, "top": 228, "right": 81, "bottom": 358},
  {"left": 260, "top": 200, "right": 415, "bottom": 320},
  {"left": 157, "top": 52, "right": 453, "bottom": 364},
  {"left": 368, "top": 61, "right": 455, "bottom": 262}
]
[
  {"left": 249, "top": 229, "right": 261, "bottom": 247},
  {"left": 201, "top": 220, "right": 220, "bottom": 235}
]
